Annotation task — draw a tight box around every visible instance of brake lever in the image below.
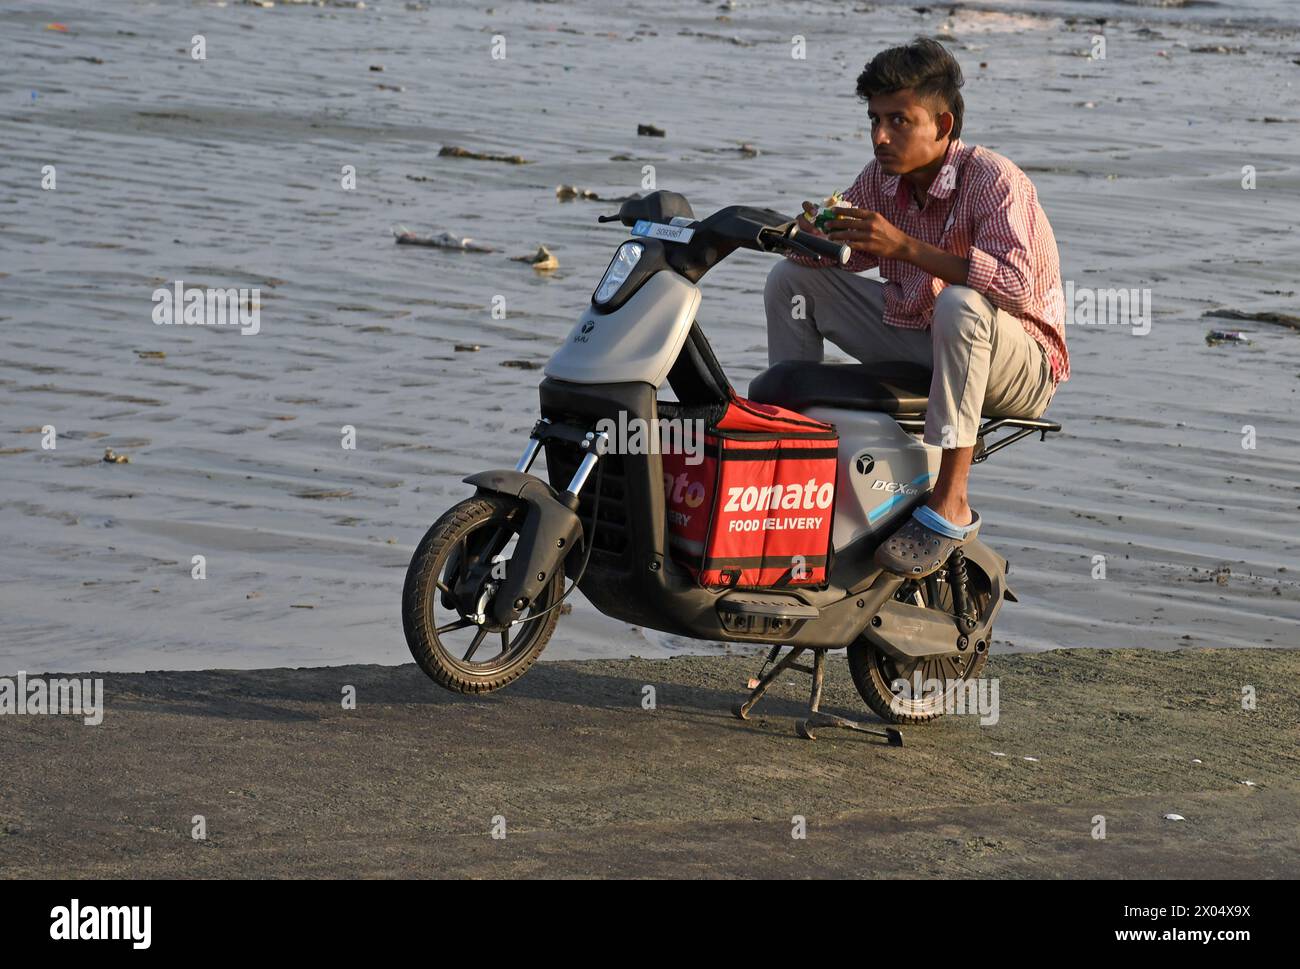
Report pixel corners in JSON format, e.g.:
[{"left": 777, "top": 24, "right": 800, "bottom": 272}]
[
  {"left": 756, "top": 223, "right": 796, "bottom": 253},
  {"left": 770, "top": 224, "right": 826, "bottom": 259}
]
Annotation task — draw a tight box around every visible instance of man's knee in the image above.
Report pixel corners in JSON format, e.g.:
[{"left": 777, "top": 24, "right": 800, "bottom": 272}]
[
  {"left": 765, "top": 258, "right": 802, "bottom": 298},
  {"left": 932, "top": 285, "right": 993, "bottom": 342},
  {"left": 765, "top": 259, "right": 815, "bottom": 320}
]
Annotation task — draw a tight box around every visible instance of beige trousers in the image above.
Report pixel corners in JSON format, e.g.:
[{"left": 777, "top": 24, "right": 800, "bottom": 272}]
[{"left": 763, "top": 260, "right": 1055, "bottom": 448}]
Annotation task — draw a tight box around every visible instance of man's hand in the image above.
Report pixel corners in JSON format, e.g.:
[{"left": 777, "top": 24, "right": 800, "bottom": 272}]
[
  {"left": 795, "top": 201, "right": 826, "bottom": 238},
  {"left": 823, "top": 205, "right": 970, "bottom": 285},
  {"left": 823, "top": 206, "right": 910, "bottom": 259}
]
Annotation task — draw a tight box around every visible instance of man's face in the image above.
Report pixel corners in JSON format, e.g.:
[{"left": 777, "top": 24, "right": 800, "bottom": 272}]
[{"left": 867, "top": 89, "right": 951, "bottom": 176}]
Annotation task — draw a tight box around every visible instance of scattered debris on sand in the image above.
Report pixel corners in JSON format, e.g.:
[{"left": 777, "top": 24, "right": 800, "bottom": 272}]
[
  {"left": 555, "top": 184, "right": 639, "bottom": 202},
  {"left": 701, "top": 142, "right": 759, "bottom": 157},
  {"left": 1205, "top": 329, "right": 1252, "bottom": 346},
  {"left": 454, "top": 344, "right": 481, "bottom": 353},
  {"left": 501, "top": 359, "right": 542, "bottom": 370},
  {"left": 293, "top": 488, "right": 353, "bottom": 500},
  {"left": 1204, "top": 308, "right": 1300, "bottom": 331},
  {"left": 676, "top": 28, "right": 754, "bottom": 47},
  {"left": 637, "top": 123, "right": 666, "bottom": 137},
  {"left": 392, "top": 225, "right": 496, "bottom": 252},
  {"left": 511, "top": 245, "right": 559, "bottom": 271},
  {"left": 134, "top": 350, "right": 166, "bottom": 359},
  {"left": 438, "top": 145, "right": 529, "bottom": 164},
  {"left": 556, "top": 184, "right": 599, "bottom": 201},
  {"left": 102, "top": 448, "right": 129, "bottom": 464}
]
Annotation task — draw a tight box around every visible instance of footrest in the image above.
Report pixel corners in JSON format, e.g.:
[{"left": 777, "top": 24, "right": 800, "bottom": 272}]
[{"left": 717, "top": 593, "right": 819, "bottom": 638}]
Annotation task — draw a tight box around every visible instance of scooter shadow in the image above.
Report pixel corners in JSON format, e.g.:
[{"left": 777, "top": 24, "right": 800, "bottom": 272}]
[
  {"left": 89, "top": 662, "right": 895, "bottom": 735},
  {"left": 443, "top": 661, "right": 898, "bottom": 734}
]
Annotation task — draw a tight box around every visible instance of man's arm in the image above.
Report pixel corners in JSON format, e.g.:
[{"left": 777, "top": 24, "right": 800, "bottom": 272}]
[
  {"left": 898, "top": 236, "right": 968, "bottom": 286},
  {"left": 962, "top": 171, "right": 1038, "bottom": 315}
]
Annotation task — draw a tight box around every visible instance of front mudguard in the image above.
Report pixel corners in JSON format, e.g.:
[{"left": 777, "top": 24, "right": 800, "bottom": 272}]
[{"left": 462, "top": 470, "right": 584, "bottom": 626}]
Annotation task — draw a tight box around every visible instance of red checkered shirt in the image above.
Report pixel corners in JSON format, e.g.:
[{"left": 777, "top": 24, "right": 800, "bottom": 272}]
[{"left": 786, "top": 137, "right": 1069, "bottom": 384}]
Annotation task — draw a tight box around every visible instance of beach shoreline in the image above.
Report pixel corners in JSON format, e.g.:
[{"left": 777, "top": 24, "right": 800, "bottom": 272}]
[{"left": 1, "top": 648, "right": 1297, "bottom": 878}]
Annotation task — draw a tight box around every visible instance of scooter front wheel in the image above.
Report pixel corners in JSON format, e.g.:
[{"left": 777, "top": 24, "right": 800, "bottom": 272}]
[{"left": 403, "top": 494, "right": 564, "bottom": 694}]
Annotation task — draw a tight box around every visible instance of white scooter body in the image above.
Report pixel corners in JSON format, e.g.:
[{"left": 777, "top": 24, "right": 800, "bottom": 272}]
[{"left": 545, "top": 269, "right": 942, "bottom": 551}]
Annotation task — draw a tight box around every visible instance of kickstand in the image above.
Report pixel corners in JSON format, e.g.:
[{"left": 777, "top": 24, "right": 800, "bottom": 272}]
[{"left": 731, "top": 646, "right": 903, "bottom": 746}]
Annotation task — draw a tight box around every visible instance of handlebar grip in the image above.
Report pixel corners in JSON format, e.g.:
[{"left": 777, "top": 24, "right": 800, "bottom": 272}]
[{"left": 789, "top": 227, "right": 851, "bottom": 265}]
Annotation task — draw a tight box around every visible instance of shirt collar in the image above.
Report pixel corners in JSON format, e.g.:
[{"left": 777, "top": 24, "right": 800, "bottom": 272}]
[{"left": 886, "top": 137, "right": 966, "bottom": 209}]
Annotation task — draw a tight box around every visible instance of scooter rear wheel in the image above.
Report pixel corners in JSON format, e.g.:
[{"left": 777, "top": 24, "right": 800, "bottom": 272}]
[
  {"left": 847, "top": 574, "right": 991, "bottom": 725},
  {"left": 403, "top": 495, "right": 564, "bottom": 694}
]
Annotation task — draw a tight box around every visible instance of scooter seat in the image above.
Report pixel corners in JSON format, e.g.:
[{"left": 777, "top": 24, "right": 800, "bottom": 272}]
[{"left": 747, "top": 361, "right": 931, "bottom": 416}]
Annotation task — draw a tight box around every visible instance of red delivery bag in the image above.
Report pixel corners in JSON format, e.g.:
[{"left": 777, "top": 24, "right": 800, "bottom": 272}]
[{"left": 660, "top": 392, "right": 838, "bottom": 588}]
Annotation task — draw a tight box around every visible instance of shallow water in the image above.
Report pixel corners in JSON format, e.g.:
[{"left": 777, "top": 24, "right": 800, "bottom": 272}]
[
  {"left": 1, "top": 0, "right": 1297, "bottom": 673},
  {"left": 885, "top": 0, "right": 1300, "bottom": 27}
]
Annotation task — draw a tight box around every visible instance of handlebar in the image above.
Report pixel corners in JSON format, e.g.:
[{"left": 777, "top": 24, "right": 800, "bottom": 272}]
[
  {"left": 784, "top": 226, "right": 851, "bottom": 266},
  {"left": 594, "top": 195, "right": 853, "bottom": 280}
]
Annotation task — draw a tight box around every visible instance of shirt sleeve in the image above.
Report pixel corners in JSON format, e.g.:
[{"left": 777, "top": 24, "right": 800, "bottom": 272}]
[
  {"left": 783, "top": 166, "right": 879, "bottom": 273},
  {"left": 964, "top": 171, "right": 1038, "bottom": 316}
]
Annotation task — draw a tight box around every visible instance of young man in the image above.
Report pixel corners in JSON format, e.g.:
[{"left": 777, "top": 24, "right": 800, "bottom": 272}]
[{"left": 764, "top": 36, "right": 1068, "bottom": 578}]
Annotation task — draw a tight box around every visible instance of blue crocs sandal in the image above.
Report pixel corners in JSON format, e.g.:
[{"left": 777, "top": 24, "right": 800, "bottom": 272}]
[{"left": 874, "top": 506, "right": 982, "bottom": 578}]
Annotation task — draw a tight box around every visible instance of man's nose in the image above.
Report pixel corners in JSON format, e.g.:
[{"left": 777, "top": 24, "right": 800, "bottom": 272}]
[{"left": 871, "top": 127, "right": 889, "bottom": 147}]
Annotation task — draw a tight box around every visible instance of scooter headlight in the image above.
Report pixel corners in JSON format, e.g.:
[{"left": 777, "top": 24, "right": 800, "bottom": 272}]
[{"left": 593, "top": 241, "right": 644, "bottom": 305}]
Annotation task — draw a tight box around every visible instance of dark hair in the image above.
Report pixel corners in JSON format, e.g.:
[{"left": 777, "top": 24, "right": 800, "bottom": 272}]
[{"left": 856, "top": 36, "right": 965, "bottom": 140}]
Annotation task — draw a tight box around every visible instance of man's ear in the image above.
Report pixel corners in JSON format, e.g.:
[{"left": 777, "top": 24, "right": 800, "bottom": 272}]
[{"left": 934, "top": 110, "right": 955, "bottom": 142}]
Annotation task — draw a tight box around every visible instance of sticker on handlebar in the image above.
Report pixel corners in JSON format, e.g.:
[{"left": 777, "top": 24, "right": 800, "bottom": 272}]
[{"left": 633, "top": 220, "right": 696, "bottom": 244}]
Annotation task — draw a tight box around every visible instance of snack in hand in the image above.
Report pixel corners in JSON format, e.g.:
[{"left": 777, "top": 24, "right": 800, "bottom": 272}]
[{"left": 813, "top": 192, "right": 852, "bottom": 228}]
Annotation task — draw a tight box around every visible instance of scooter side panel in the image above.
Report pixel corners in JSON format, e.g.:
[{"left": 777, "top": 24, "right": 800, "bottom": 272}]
[
  {"left": 545, "top": 272, "right": 701, "bottom": 387},
  {"left": 801, "top": 407, "right": 943, "bottom": 550}
]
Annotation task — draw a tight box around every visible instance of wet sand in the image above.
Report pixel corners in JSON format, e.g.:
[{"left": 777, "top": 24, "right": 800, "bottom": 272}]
[
  {"left": 1, "top": 649, "right": 1297, "bottom": 878},
  {"left": 1, "top": 0, "right": 1298, "bottom": 676}
]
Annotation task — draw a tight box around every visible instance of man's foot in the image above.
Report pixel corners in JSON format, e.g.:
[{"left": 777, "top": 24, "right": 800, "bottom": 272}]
[
  {"left": 874, "top": 506, "right": 982, "bottom": 578},
  {"left": 924, "top": 499, "right": 972, "bottom": 529}
]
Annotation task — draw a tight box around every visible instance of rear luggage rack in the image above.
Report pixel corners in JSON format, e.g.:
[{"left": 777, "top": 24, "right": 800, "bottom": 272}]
[{"left": 893, "top": 415, "right": 1062, "bottom": 463}]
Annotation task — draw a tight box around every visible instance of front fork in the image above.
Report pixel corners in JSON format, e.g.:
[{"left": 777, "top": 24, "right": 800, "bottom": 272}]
[
  {"left": 515, "top": 420, "right": 605, "bottom": 501},
  {"left": 473, "top": 424, "right": 608, "bottom": 627}
]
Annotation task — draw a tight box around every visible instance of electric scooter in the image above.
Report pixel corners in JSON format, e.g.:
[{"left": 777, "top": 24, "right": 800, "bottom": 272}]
[{"left": 402, "top": 190, "right": 1060, "bottom": 741}]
